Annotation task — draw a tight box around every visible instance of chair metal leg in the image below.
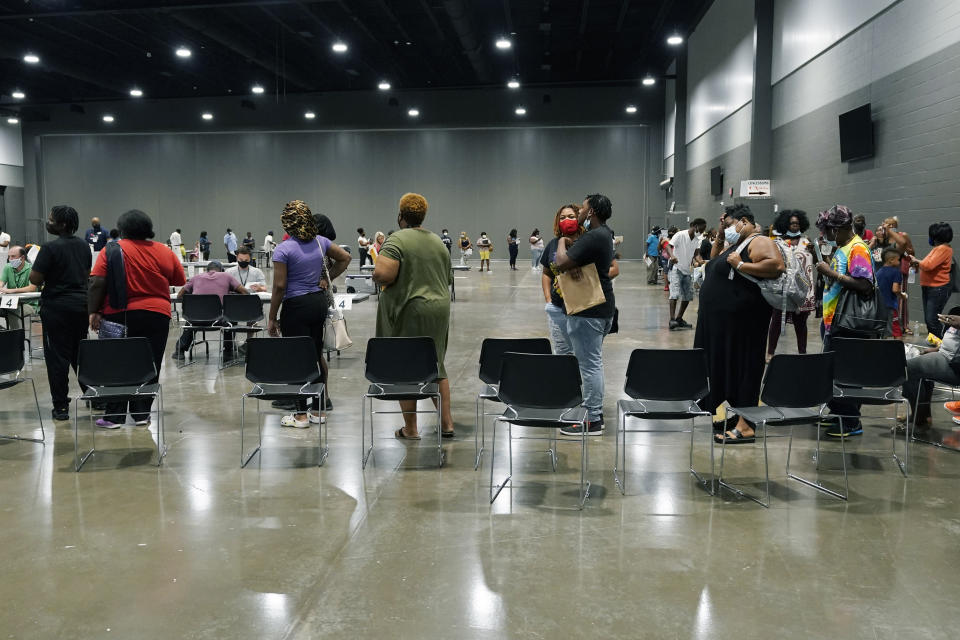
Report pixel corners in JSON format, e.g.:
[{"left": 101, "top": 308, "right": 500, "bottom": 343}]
[
  {"left": 578, "top": 420, "right": 590, "bottom": 509},
  {"left": 687, "top": 415, "right": 713, "bottom": 494},
  {"left": 155, "top": 389, "right": 167, "bottom": 466},
  {"left": 614, "top": 404, "right": 625, "bottom": 494},
  {"left": 786, "top": 406, "right": 847, "bottom": 500},
  {"left": 74, "top": 396, "right": 95, "bottom": 472},
  {"left": 317, "top": 388, "right": 329, "bottom": 467},
  {"left": 717, "top": 415, "right": 769, "bottom": 507},
  {"left": 240, "top": 395, "right": 261, "bottom": 468},
  {"left": 475, "top": 395, "right": 483, "bottom": 470},
  {"left": 489, "top": 418, "right": 510, "bottom": 503},
  {"left": 436, "top": 392, "right": 443, "bottom": 468},
  {"left": 0, "top": 378, "right": 46, "bottom": 443},
  {"left": 893, "top": 399, "right": 908, "bottom": 476},
  {"left": 361, "top": 395, "right": 374, "bottom": 469}
]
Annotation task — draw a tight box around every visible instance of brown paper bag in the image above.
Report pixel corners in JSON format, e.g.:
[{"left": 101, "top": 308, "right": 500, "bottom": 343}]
[{"left": 556, "top": 263, "right": 606, "bottom": 314}]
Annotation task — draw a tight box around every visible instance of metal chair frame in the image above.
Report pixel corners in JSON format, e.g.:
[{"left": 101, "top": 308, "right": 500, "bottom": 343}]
[
  {"left": 74, "top": 385, "right": 165, "bottom": 471},
  {"left": 178, "top": 294, "right": 224, "bottom": 369},
  {"left": 240, "top": 382, "right": 327, "bottom": 468},
  {"left": 911, "top": 380, "right": 960, "bottom": 453},
  {"left": 219, "top": 295, "right": 265, "bottom": 370},
  {"left": 362, "top": 382, "right": 443, "bottom": 469},
  {"left": 0, "top": 329, "right": 45, "bottom": 444}
]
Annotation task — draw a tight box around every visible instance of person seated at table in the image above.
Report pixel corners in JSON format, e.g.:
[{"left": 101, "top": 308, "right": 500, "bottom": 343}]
[
  {"left": 904, "top": 306, "right": 960, "bottom": 435},
  {"left": 173, "top": 260, "right": 248, "bottom": 360},
  {"left": 0, "top": 246, "right": 38, "bottom": 330},
  {"left": 225, "top": 247, "right": 267, "bottom": 292}
]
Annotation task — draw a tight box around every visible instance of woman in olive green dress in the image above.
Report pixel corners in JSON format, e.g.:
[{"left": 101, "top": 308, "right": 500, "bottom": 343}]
[{"left": 372, "top": 193, "right": 455, "bottom": 438}]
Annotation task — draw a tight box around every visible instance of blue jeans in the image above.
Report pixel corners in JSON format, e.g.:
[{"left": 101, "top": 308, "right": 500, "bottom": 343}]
[
  {"left": 544, "top": 303, "right": 572, "bottom": 355},
  {"left": 531, "top": 248, "right": 544, "bottom": 269},
  {"left": 922, "top": 283, "right": 952, "bottom": 338},
  {"left": 565, "top": 314, "right": 613, "bottom": 422}
]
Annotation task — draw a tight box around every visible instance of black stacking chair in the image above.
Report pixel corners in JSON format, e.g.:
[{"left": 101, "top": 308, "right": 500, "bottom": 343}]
[
  {"left": 719, "top": 353, "right": 834, "bottom": 507},
  {"left": 240, "top": 337, "right": 326, "bottom": 467},
  {"left": 179, "top": 294, "right": 223, "bottom": 368},
  {"left": 475, "top": 338, "right": 552, "bottom": 470},
  {"left": 615, "top": 349, "right": 712, "bottom": 495},
  {"left": 74, "top": 338, "right": 165, "bottom": 471},
  {"left": 220, "top": 294, "right": 265, "bottom": 369},
  {"left": 0, "top": 329, "right": 45, "bottom": 444},
  {"left": 361, "top": 337, "right": 442, "bottom": 469},
  {"left": 490, "top": 352, "right": 589, "bottom": 510},
  {"left": 829, "top": 337, "right": 910, "bottom": 476}
]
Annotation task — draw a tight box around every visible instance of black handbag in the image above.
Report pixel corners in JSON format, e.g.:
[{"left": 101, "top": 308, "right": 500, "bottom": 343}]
[
  {"left": 98, "top": 318, "right": 127, "bottom": 339},
  {"left": 833, "top": 280, "right": 887, "bottom": 337}
]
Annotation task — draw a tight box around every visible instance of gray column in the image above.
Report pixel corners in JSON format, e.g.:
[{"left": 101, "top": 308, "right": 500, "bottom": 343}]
[
  {"left": 672, "top": 48, "right": 688, "bottom": 211},
  {"left": 749, "top": 0, "right": 774, "bottom": 180}
]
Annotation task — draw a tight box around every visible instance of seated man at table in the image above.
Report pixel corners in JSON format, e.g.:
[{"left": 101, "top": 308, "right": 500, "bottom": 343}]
[
  {"left": 903, "top": 306, "right": 960, "bottom": 435},
  {"left": 173, "top": 260, "right": 248, "bottom": 360},
  {"left": 225, "top": 247, "right": 266, "bottom": 292},
  {"left": 0, "top": 246, "right": 39, "bottom": 330}
]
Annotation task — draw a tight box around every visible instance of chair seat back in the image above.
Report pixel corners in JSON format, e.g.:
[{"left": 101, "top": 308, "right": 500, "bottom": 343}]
[
  {"left": 478, "top": 337, "right": 552, "bottom": 384},
  {"left": 365, "top": 337, "right": 439, "bottom": 385},
  {"left": 245, "top": 337, "right": 322, "bottom": 384},
  {"left": 830, "top": 337, "right": 906, "bottom": 388},
  {"left": 182, "top": 294, "right": 223, "bottom": 323},
  {"left": 761, "top": 353, "right": 834, "bottom": 408},
  {"left": 0, "top": 329, "right": 26, "bottom": 376},
  {"left": 223, "top": 294, "right": 264, "bottom": 324},
  {"left": 498, "top": 352, "right": 581, "bottom": 409},
  {"left": 623, "top": 348, "right": 708, "bottom": 402},
  {"left": 78, "top": 338, "right": 157, "bottom": 388}
]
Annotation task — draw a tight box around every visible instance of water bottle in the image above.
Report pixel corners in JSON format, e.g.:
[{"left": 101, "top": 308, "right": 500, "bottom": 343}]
[{"left": 913, "top": 320, "right": 921, "bottom": 338}]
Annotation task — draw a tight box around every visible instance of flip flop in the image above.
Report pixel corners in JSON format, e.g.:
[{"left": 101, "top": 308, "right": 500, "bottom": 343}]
[
  {"left": 395, "top": 427, "right": 421, "bottom": 440},
  {"left": 715, "top": 427, "right": 755, "bottom": 444}
]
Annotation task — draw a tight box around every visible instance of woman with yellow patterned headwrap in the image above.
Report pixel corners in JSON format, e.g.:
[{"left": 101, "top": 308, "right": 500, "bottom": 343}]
[{"left": 267, "top": 200, "right": 352, "bottom": 428}]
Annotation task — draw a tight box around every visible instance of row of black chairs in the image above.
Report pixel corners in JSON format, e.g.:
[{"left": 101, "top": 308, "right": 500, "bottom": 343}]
[{"left": 177, "top": 294, "right": 265, "bottom": 369}]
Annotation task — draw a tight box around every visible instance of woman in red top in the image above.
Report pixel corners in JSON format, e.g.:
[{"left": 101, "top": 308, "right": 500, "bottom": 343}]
[
  {"left": 88, "top": 209, "right": 186, "bottom": 428},
  {"left": 909, "top": 222, "right": 953, "bottom": 338}
]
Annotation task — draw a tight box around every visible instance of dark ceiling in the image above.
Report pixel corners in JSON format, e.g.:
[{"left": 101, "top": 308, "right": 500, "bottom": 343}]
[{"left": 0, "top": 0, "right": 711, "bottom": 106}]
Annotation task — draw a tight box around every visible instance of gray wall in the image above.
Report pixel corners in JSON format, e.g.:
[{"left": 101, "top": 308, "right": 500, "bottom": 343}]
[{"left": 40, "top": 125, "right": 657, "bottom": 257}]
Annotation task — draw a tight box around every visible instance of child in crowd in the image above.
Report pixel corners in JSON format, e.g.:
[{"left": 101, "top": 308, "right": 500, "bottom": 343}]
[
  {"left": 876, "top": 246, "right": 905, "bottom": 338},
  {"left": 476, "top": 232, "right": 493, "bottom": 272}
]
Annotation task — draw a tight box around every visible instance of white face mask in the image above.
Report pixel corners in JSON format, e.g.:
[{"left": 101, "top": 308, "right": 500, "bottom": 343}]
[
  {"left": 724, "top": 225, "right": 741, "bottom": 244},
  {"left": 9, "top": 258, "right": 23, "bottom": 269},
  {"left": 786, "top": 230, "right": 801, "bottom": 237}
]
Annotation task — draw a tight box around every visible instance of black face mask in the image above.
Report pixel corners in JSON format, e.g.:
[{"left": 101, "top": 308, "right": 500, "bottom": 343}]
[
  {"left": 237, "top": 261, "right": 250, "bottom": 268},
  {"left": 46, "top": 222, "right": 59, "bottom": 235}
]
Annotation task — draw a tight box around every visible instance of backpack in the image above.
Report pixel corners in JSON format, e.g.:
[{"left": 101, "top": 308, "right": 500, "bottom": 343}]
[{"left": 733, "top": 234, "right": 812, "bottom": 321}]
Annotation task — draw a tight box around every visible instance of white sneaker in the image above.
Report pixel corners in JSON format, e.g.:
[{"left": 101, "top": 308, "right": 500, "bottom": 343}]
[
  {"left": 308, "top": 413, "right": 327, "bottom": 424},
  {"left": 280, "top": 414, "right": 310, "bottom": 429},
  {"left": 135, "top": 419, "right": 151, "bottom": 427}
]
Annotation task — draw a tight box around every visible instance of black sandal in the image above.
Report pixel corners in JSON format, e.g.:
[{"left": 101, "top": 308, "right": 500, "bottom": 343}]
[
  {"left": 441, "top": 430, "right": 455, "bottom": 439},
  {"left": 715, "top": 427, "right": 755, "bottom": 444},
  {"left": 395, "top": 427, "right": 421, "bottom": 440}
]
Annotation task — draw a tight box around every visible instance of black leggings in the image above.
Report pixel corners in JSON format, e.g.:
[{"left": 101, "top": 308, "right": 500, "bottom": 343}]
[
  {"left": 103, "top": 310, "right": 170, "bottom": 423},
  {"left": 279, "top": 292, "right": 328, "bottom": 411},
  {"left": 40, "top": 306, "right": 89, "bottom": 411}
]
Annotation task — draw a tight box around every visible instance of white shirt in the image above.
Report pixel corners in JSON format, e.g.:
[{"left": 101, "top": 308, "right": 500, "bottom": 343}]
[
  {"left": 226, "top": 264, "right": 266, "bottom": 288},
  {"left": 0, "top": 231, "right": 10, "bottom": 247},
  {"left": 170, "top": 231, "right": 182, "bottom": 246},
  {"left": 262, "top": 234, "right": 275, "bottom": 252},
  {"left": 669, "top": 229, "right": 700, "bottom": 275},
  {"left": 358, "top": 235, "right": 369, "bottom": 249}
]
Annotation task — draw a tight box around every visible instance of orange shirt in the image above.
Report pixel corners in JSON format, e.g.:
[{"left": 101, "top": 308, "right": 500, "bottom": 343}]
[{"left": 918, "top": 244, "right": 952, "bottom": 287}]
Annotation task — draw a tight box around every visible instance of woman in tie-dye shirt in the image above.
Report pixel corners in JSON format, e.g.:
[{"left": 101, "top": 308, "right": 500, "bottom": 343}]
[{"left": 814, "top": 204, "right": 875, "bottom": 437}]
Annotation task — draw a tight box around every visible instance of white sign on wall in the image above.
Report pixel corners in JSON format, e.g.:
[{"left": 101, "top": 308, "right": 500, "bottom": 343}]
[{"left": 740, "top": 180, "right": 772, "bottom": 197}]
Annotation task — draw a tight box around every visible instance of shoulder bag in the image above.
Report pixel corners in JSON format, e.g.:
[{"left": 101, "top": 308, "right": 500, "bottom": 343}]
[
  {"left": 320, "top": 245, "right": 353, "bottom": 351},
  {"left": 832, "top": 241, "right": 887, "bottom": 337},
  {"left": 556, "top": 263, "right": 606, "bottom": 315}
]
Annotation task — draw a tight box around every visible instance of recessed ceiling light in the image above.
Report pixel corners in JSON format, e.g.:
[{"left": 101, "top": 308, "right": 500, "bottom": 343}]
[
  {"left": 201, "top": 112, "right": 213, "bottom": 120},
  {"left": 175, "top": 46, "right": 192, "bottom": 58},
  {"left": 23, "top": 53, "right": 40, "bottom": 64},
  {"left": 495, "top": 37, "right": 512, "bottom": 50},
  {"left": 304, "top": 111, "right": 316, "bottom": 119},
  {"left": 407, "top": 108, "right": 420, "bottom": 117},
  {"left": 642, "top": 75, "right": 656, "bottom": 86},
  {"left": 7, "top": 118, "right": 19, "bottom": 125},
  {"left": 507, "top": 79, "right": 520, "bottom": 89},
  {"left": 625, "top": 105, "right": 638, "bottom": 114},
  {"left": 378, "top": 81, "right": 391, "bottom": 91},
  {"left": 129, "top": 88, "right": 143, "bottom": 97},
  {"left": 251, "top": 84, "right": 264, "bottom": 94},
  {"left": 515, "top": 106, "right": 527, "bottom": 116},
  {"left": 666, "top": 35, "right": 683, "bottom": 46},
  {"left": 12, "top": 90, "right": 25, "bottom": 99},
  {"left": 332, "top": 41, "right": 348, "bottom": 53},
  {"left": 102, "top": 114, "right": 115, "bottom": 123}
]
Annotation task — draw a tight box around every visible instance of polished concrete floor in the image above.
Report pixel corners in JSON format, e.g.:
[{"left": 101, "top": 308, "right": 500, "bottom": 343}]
[{"left": 1, "top": 260, "right": 959, "bottom": 639}]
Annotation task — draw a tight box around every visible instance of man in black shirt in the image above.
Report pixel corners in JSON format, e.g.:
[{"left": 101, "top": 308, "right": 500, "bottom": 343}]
[
  {"left": 83, "top": 216, "right": 108, "bottom": 252},
  {"left": 551, "top": 193, "right": 615, "bottom": 436},
  {"left": 30, "top": 205, "right": 92, "bottom": 421}
]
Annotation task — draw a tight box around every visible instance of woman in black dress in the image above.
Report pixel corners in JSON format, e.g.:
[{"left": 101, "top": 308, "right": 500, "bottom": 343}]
[{"left": 694, "top": 206, "right": 785, "bottom": 444}]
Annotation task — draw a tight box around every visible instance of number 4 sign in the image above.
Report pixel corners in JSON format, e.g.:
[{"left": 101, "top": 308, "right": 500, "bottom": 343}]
[
  {"left": 333, "top": 294, "right": 352, "bottom": 311},
  {"left": 0, "top": 295, "right": 18, "bottom": 310}
]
